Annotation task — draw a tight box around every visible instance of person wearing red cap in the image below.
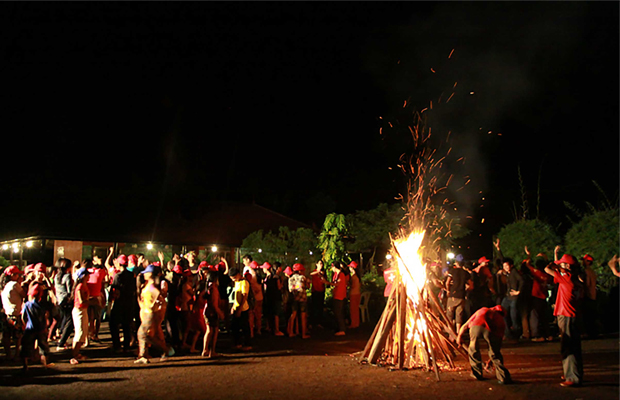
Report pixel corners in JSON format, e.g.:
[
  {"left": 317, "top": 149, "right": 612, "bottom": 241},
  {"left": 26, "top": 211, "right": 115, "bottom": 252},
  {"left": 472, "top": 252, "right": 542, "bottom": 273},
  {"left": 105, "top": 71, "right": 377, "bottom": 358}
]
[
  {"left": 288, "top": 263, "right": 310, "bottom": 339},
  {"left": 581, "top": 254, "right": 598, "bottom": 339},
  {"left": 523, "top": 247, "right": 552, "bottom": 342},
  {"left": 243, "top": 257, "right": 264, "bottom": 337},
  {"left": 86, "top": 258, "right": 108, "bottom": 343},
  {"left": 348, "top": 261, "right": 361, "bottom": 329},
  {"left": 1, "top": 266, "right": 26, "bottom": 360},
  {"left": 545, "top": 253, "right": 584, "bottom": 387},
  {"left": 109, "top": 252, "right": 136, "bottom": 354},
  {"left": 470, "top": 257, "right": 495, "bottom": 313},
  {"left": 262, "top": 262, "right": 284, "bottom": 336},
  {"left": 21, "top": 283, "right": 54, "bottom": 371},
  {"left": 457, "top": 305, "right": 512, "bottom": 384}
]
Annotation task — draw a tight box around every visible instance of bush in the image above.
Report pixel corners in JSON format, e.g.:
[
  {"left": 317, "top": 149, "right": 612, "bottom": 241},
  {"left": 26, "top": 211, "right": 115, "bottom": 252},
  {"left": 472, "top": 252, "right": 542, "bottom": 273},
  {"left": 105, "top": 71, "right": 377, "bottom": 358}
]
[
  {"left": 496, "top": 219, "right": 560, "bottom": 263},
  {"left": 565, "top": 209, "right": 620, "bottom": 292}
]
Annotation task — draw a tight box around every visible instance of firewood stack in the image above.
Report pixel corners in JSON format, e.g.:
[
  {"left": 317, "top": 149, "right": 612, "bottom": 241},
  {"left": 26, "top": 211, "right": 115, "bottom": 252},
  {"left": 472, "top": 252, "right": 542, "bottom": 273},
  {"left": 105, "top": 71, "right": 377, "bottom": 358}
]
[{"left": 358, "top": 231, "right": 467, "bottom": 380}]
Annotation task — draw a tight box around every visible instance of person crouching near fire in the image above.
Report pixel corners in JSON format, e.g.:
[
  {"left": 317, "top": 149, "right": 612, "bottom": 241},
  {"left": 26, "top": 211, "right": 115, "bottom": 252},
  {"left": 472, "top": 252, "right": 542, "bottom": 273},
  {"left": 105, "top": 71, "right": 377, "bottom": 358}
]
[{"left": 457, "top": 305, "right": 513, "bottom": 385}]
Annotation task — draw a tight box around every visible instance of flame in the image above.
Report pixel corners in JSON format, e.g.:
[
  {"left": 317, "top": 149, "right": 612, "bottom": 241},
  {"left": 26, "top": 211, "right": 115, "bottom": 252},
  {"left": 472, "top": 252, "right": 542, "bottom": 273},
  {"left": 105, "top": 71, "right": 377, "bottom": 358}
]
[{"left": 393, "top": 230, "right": 426, "bottom": 304}]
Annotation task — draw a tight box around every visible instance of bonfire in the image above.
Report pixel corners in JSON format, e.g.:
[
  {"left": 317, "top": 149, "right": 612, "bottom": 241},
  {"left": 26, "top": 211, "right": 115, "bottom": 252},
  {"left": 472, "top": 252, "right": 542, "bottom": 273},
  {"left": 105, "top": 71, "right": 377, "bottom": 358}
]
[{"left": 359, "top": 75, "right": 470, "bottom": 379}]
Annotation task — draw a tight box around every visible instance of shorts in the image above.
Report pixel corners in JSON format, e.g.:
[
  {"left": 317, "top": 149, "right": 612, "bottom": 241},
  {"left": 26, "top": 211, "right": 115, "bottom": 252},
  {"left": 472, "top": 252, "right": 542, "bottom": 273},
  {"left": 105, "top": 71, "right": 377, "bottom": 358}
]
[
  {"left": 21, "top": 330, "right": 51, "bottom": 358},
  {"left": 72, "top": 307, "right": 89, "bottom": 344},
  {"left": 2, "top": 315, "right": 24, "bottom": 339},
  {"left": 263, "top": 300, "right": 282, "bottom": 317},
  {"left": 204, "top": 313, "right": 219, "bottom": 328},
  {"left": 291, "top": 301, "right": 307, "bottom": 313}
]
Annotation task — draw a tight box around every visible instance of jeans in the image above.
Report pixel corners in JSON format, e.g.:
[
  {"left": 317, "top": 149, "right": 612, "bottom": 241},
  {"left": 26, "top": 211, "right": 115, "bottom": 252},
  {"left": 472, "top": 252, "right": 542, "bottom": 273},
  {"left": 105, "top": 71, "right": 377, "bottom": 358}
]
[
  {"left": 468, "top": 325, "right": 511, "bottom": 383},
  {"left": 231, "top": 310, "right": 251, "bottom": 347},
  {"left": 501, "top": 297, "right": 520, "bottom": 337}
]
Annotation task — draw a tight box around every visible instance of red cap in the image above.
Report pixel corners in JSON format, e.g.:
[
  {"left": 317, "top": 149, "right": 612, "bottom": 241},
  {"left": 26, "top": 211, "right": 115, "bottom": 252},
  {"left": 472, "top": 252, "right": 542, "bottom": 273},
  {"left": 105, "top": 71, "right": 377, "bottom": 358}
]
[
  {"left": 3, "top": 265, "right": 23, "bottom": 275},
  {"left": 491, "top": 305, "right": 507, "bottom": 316},
  {"left": 34, "top": 263, "right": 47, "bottom": 275},
  {"left": 24, "top": 264, "right": 35, "bottom": 275},
  {"left": 284, "top": 266, "right": 293, "bottom": 276},
  {"left": 217, "top": 262, "right": 226, "bottom": 272},
  {"left": 349, "top": 261, "right": 358, "bottom": 269},
  {"left": 128, "top": 254, "right": 138, "bottom": 265},
  {"left": 261, "top": 262, "right": 272, "bottom": 270},
  {"left": 182, "top": 269, "right": 193, "bottom": 277},
  {"left": 249, "top": 260, "right": 259, "bottom": 269},
  {"left": 172, "top": 264, "right": 184, "bottom": 275},
  {"left": 292, "top": 263, "right": 304, "bottom": 272},
  {"left": 555, "top": 254, "right": 578, "bottom": 266},
  {"left": 199, "top": 261, "right": 209, "bottom": 270},
  {"left": 582, "top": 254, "right": 594, "bottom": 262},
  {"left": 117, "top": 254, "right": 128, "bottom": 265},
  {"left": 478, "top": 256, "right": 491, "bottom": 264}
]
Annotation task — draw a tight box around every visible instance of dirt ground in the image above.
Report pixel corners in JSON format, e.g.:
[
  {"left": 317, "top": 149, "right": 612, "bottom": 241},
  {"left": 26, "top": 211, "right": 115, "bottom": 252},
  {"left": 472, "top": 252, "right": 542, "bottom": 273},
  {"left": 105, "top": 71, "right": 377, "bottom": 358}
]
[{"left": 1, "top": 324, "right": 618, "bottom": 400}]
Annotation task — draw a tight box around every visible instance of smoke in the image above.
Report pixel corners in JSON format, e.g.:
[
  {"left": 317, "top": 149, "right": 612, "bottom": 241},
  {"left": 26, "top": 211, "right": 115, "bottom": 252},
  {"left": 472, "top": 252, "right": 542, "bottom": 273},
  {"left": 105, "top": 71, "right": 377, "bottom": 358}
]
[{"left": 362, "top": 2, "right": 592, "bottom": 219}]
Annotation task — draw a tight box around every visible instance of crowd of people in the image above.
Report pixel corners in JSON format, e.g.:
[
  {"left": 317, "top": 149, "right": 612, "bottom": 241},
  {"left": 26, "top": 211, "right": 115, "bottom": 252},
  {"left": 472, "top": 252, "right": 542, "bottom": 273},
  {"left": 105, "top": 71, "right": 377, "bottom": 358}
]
[
  {"left": 1, "top": 241, "right": 618, "bottom": 388},
  {"left": 0, "top": 248, "right": 363, "bottom": 371},
  {"left": 433, "top": 239, "right": 620, "bottom": 388}
]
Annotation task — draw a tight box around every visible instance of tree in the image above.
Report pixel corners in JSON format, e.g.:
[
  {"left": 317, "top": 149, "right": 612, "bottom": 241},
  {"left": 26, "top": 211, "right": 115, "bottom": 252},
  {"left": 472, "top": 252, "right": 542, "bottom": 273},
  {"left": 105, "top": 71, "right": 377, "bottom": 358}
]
[
  {"left": 241, "top": 227, "right": 317, "bottom": 266},
  {"left": 317, "top": 213, "right": 350, "bottom": 267}
]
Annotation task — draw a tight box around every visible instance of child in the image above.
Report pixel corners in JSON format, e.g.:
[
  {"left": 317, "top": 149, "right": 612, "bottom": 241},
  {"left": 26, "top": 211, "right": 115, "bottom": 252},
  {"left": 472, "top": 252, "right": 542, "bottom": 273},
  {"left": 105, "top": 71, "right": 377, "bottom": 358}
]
[
  {"left": 21, "top": 283, "right": 54, "bottom": 371},
  {"left": 262, "top": 262, "right": 284, "bottom": 336},
  {"left": 135, "top": 265, "right": 169, "bottom": 364},
  {"left": 202, "top": 271, "right": 225, "bottom": 358},
  {"left": 71, "top": 265, "right": 90, "bottom": 365}
]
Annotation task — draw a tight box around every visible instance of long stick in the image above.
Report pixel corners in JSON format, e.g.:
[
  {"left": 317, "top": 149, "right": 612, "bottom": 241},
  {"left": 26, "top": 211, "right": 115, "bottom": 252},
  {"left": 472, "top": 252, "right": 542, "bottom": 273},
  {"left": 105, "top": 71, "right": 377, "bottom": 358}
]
[
  {"left": 397, "top": 285, "right": 407, "bottom": 369},
  {"left": 368, "top": 299, "right": 397, "bottom": 364}
]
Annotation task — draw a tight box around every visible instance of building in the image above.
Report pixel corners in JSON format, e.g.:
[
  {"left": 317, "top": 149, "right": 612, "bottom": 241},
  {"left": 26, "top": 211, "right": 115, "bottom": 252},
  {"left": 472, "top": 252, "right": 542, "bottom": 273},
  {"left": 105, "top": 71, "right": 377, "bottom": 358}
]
[{"left": 0, "top": 200, "right": 309, "bottom": 270}]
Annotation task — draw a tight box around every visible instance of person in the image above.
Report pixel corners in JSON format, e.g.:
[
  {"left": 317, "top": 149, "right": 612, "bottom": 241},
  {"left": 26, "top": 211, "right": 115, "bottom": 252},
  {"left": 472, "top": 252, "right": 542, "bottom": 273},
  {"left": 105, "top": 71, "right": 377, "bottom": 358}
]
[
  {"left": 310, "top": 260, "right": 328, "bottom": 329},
  {"left": 108, "top": 252, "right": 136, "bottom": 353},
  {"left": 86, "top": 258, "right": 108, "bottom": 342},
  {"left": 288, "top": 263, "right": 310, "bottom": 339},
  {"left": 545, "top": 253, "right": 584, "bottom": 387},
  {"left": 229, "top": 267, "right": 252, "bottom": 350},
  {"left": 445, "top": 255, "right": 473, "bottom": 333},
  {"left": 262, "top": 262, "right": 284, "bottom": 336},
  {"left": 523, "top": 248, "right": 552, "bottom": 342},
  {"left": 282, "top": 265, "right": 294, "bottom": 334},
  {"left": 243, "top": 258, "right": 264, "bottom": 337},
  {"left": 176, "top": 268, "right": 194, "bottom": 350},
  {"left": 348, "top": 261, "right": 361, "bottom": 329},
  {"left": 71, "top": 265, "right": 90, "bottom": 364},
  {"left": 331, "top": 262, "right": 349, "bottom": 336},
  {"left": 1, "top": 265, "right": 26, "bottom": 360},
  {"left": 608, "top": 254, "right": 620, "bottom": 277},
  {"left": 135, "top": 265, "right": 170, "bottom": 364},
  {"left": 581, "top": 254, "right": 598, "bottom": 339},
  {"left": 54, "top": 258, "right": 75, "bottom": 351},
  {"left": 202, "top": 271, "right": 225, "bottom": 358},
  {"left": 470, "top": 257, "right": 495, "bottom": 312},
  {"left": 21, "top": 283, "right": 54, "bottom": 371},
  {"left": 497, "top": 258, "right": 523, "bottom": 339},
  {"left": 457, "top": 305, "right": 512, "bottom": 384},
  {"left": 216, "top": 257, "right": 232, "bottom": 333}
]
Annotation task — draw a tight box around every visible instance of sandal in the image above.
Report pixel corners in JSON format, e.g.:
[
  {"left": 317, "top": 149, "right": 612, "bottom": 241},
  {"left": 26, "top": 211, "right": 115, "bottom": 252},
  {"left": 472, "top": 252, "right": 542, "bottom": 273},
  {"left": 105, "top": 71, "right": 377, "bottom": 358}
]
[{"left": 70, "top": 358, "right": 79, "bottom": 365}]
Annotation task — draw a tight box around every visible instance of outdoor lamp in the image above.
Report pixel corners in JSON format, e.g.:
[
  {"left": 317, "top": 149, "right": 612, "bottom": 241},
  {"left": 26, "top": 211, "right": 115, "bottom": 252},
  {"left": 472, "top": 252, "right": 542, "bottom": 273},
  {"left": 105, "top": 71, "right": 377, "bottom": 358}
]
[
  {"left": 146, "top": 243, "right": 153, "bottom": 250},
  {"left": 447, "top": 252, "right": 455, "bottom": 260},
  {"left": 385, "top": 254, "right": 393, "bottom": 260},
  {"left": 211, "top": 246, "right": 218, "bottom": 252},
  {"left": 26, "top": 241, "right": 33, "bottom": 248},
  {"left": 2, "top": 244, "right": 8, "bottom": 250}
]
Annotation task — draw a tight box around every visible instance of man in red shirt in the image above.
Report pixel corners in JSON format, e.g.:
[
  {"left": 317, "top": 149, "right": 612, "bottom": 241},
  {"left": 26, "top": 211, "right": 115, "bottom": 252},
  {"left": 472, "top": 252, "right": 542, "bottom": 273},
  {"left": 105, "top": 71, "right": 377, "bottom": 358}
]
[
  {"left": 545, "top": 253, "right": 583, "bottom": 387},
  {"left": 457, "top": 305, "right": 512, "bottom": 384}
]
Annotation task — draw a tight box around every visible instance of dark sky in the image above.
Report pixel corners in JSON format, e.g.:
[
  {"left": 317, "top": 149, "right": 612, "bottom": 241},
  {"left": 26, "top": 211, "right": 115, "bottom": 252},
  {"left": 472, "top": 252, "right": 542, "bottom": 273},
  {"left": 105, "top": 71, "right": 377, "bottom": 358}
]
[{"left": 1, "top": 2, "right": 618, "bottom": 255}]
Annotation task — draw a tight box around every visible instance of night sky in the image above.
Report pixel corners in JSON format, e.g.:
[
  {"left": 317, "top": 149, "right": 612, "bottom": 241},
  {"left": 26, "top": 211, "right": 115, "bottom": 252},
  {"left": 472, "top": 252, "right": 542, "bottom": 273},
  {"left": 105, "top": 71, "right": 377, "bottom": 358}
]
[{"left": 1, "top": 3, "right": 618, "bottom": 256}]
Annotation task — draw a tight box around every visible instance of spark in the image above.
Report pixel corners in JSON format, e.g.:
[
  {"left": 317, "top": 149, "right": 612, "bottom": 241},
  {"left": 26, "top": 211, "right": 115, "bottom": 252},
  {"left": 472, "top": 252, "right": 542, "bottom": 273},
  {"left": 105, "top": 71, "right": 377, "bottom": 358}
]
[
  {"left": 448, "top": 49, "right": 455, "bottom": 58},
  {"left": 446, "top": 93, "right": 455, "bottom": 103},
  {"left": 430, "top": 68, "right": 436, "bottom": 73},
  {"left": 470, "top": 92, "right": 475, "bottom": 95},
  {"left": 481, "top": 218, "right": 485, "bottom": 223},
  {"left": 403, "top": 100, "right": 408, "bottom": 108},
  {"left": 379, "top": 127, "right": 383, "bottom": 135}
]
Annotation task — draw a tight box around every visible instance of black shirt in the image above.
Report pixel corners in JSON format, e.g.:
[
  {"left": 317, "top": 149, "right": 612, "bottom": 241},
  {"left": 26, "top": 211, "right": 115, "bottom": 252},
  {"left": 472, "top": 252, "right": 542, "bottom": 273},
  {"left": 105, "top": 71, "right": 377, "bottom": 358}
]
[{"left": 448, "top": 267, "right": 471, "bottom": 299}]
